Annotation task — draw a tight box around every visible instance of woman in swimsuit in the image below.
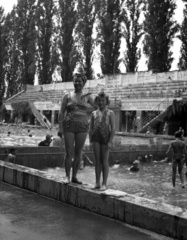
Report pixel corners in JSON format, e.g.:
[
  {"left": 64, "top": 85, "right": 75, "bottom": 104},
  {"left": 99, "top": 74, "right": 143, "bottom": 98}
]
[{"left": 58, "top": 70, "right": 95, "bottom": 184}]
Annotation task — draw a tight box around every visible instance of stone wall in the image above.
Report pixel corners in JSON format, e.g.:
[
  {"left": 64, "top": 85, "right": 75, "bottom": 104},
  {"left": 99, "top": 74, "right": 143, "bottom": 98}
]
[{"left": 0, "top": 145, "right": 168, "bottom": 169}]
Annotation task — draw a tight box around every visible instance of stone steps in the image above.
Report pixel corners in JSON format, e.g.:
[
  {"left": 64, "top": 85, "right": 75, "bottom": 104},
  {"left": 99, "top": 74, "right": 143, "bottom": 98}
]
[{"left": 6, "top": 79, "right": 187, "bottom": 104}]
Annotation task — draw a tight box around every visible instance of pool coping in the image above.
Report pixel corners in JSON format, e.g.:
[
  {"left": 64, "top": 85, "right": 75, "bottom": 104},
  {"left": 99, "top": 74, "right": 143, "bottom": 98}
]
[{"left": 0, "top": 160, "right": 186, "bottom": 239}]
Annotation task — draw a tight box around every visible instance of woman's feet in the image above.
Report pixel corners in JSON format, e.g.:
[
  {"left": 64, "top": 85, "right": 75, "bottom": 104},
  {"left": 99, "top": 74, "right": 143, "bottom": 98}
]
[
  {"left": 92, "top": 184, "right": 100, "bottom": 190},
  {"left": 71, "top": 177, "right": 82, "bottom": 184}
]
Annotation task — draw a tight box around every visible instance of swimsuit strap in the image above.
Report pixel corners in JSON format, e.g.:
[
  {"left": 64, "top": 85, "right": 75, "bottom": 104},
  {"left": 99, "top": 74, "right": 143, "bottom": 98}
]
[{"left": 68, "top": 91, "right": 87, "bottom": 105}]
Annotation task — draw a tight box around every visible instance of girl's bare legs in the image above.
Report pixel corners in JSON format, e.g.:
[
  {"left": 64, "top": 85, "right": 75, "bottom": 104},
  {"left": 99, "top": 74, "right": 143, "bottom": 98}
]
[
  {"left": 100, "top": 144, "right": 109, "bottom": 190},
  {"left": 93, "top": 142, "right": 101, "bottom": 189},
  {"left": 72, "top": 132, "right": 88, "bottom": 183},
  {"left": 64, "top": 132, "right": 75, "bottom": 183}
]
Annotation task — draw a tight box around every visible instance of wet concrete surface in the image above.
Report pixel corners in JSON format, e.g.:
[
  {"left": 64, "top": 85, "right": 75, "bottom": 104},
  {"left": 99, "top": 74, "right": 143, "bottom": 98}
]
[
  {"left": 0, "top": 182, "right": 171, "bottom": 240},
  {"left": 45, "top": 162, "right": 187, "bottom": 210}
]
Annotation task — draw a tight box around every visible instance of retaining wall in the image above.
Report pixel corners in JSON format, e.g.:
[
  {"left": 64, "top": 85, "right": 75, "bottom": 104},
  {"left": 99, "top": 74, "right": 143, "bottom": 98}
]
[
  {"left": 0, "top": 160, "right": 186, "bottom": 239},
  {"left": 0, "top": 145, "right": 169, "bottom": 169}
]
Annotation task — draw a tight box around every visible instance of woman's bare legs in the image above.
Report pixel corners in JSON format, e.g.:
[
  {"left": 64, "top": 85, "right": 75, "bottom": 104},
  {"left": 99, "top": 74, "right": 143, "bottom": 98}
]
[
  {"left": 93, "top": 142, "right": 101, "bottom": 189},
  {"left": 64, "top": 132, "right": 75, "bottom": 183},
  {"left": 178, "top": 162, "right": 185, "bottom": 188},
  {"left": 100, "top": 144, "right": 109, "bottom": 190},
  {"left": 172, "top": 161, "right": 177, "bottom": 187},
  {"left": 72, "top": 132, "right": 88, "bottom": 183}
]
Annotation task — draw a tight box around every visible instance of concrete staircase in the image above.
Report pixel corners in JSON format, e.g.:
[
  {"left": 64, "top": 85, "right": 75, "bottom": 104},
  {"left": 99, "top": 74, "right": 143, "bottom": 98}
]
[{"left": 137, "top": 97, "right": 175, "bottom": 133}]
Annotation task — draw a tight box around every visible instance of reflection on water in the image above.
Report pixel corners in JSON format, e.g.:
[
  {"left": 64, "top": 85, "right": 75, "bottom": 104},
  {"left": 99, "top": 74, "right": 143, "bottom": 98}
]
[{"left": 45, "top": 162, "right": 187, "bottom": 210}]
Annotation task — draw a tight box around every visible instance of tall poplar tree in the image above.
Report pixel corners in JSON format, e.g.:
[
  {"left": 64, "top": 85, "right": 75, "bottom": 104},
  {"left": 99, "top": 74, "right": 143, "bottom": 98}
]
[
  {"left": 35, "top": 0, "right": 57, "bottom": 84},
  {"left": 58, "top": 0, "right": 76, "bottom": 82},
  {"left": 15, "top": 0, "right": 37, "bottom": 85},
  {"left": 121, "top": 0, "right": 145, "bottom": 72},
  {"left": 70, "top": 0, "right": 97, "bottom": 79},
  {"left": 3, "top": 9, "right": 23, "bottom": 98},
  {"left": 0, "top": 7, "right": 5, "bottom": 105},
  {"left": 178, "top": 4, "right": 187, "bottom": 70},
  {"left": 96, "top": 0, "right": 124, "bottom": 75},
  {"left": 143, "top": 0, "right": 178, "bottom": 72}
]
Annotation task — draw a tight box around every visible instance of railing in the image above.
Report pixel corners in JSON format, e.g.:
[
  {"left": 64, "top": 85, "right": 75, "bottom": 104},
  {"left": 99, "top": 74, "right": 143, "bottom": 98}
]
[
  {"left": 29, "top": 102, "right": 51, "bottom": 130},
  {"left": 138, "top": 96, "right": 174, "bottom": 131}
]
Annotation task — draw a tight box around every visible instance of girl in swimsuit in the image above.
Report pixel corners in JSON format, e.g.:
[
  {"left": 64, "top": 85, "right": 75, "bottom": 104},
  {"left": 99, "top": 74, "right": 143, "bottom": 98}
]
[
  {"left": 58, "top": 70, "right": 95, "bottom": 184},
  {"left": 89, "top": 92, "right": 115, "bottom": 190}
]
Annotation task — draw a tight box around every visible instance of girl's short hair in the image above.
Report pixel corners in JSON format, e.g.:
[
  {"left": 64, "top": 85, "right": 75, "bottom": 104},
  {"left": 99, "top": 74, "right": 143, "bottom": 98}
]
[{"left": 94, "top": 92, "right": 110, "bottom": 105}]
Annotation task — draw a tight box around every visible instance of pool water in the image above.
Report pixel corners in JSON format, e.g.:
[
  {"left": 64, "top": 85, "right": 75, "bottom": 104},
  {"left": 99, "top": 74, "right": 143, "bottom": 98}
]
[{"left": 44, "top": 162, "right": 187, "bottom": 210}]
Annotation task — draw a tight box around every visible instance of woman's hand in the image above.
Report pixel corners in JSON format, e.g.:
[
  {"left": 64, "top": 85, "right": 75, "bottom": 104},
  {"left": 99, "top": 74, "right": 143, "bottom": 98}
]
[
  {"left": 58, "top": 126, "right": 64, "bottom": 138},
  {"left": 58, "top": 131, "right": 63, "bottom": 138}
]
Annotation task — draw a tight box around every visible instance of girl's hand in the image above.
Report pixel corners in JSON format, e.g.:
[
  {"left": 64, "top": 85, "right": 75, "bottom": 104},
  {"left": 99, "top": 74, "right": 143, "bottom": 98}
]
[{"left": 107, "top": 141, "right": 113, "bottom": 149}]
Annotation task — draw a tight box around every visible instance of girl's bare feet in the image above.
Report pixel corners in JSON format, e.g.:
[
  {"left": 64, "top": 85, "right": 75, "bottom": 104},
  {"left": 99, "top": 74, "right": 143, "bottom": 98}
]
[
  {"left": 64, "top": 177, "right": 70, "bottom": 184},
  {"left": 99, "top": 185, "right": 107, "bottom": 191}
]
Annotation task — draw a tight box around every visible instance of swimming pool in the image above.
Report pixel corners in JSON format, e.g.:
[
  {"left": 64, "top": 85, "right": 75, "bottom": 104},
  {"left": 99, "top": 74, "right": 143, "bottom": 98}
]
[{"left": 44, "top": 162, "right": 187, "bottom": 210}]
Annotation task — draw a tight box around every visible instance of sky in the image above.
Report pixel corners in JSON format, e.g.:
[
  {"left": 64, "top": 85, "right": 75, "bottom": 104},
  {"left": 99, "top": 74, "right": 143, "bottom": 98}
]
[{"left": 0, "top": 0, "right": 185, "bottom": 72}]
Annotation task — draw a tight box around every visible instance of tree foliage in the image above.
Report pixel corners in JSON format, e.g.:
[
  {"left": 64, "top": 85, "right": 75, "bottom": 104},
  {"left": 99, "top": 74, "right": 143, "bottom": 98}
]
[
  {"left": 57, "top": 0, "right": 76, "bottom": 82},
  {"left": 0, "top": 6, "right": 5, "bottom": 105},
  {"left": 35, "top": 0, "right": 57, "bottom": 84},
  {"left": 70, "top": 0, "right": 97, "bottom": 79},
  {"left": 178, "top": 5, "right": 187, "bottom": 70},
  {"left": 11, "top": 101, "right": 32, "bottom": 117},
  {"left": 167, "top": 99, "right": 187, "bottom": 118},
  {"left": 1, "top": 0, "right": 186, "bottom": 99},
  {"left": 121, "top": 0, "right": 145, "bottom": 72},
  {"left": 96, "top": 0, "right": 124, "bottom": 74},
  {"left": 3, "top": 9, "right": 23, "bottom": 98},
  {"left": 143, "top": 0, "right": 178, "bottom": 72}
]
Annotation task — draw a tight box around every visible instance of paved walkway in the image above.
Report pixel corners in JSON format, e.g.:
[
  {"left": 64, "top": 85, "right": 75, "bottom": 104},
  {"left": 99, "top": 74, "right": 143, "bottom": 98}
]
[{"left": 0, "top": 182, "right": 171, "bottom": 240}]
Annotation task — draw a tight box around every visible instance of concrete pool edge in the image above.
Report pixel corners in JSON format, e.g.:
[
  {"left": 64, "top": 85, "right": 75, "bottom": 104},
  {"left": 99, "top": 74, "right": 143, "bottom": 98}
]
[{"left": 0, "top": 160, "right": 186, "bottom": 239}]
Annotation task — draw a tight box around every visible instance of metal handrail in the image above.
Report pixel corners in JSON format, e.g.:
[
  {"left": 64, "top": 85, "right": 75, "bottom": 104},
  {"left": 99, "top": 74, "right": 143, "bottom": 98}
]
[{"left": 139, "top": 96, "right": 174, "bottom": 130}]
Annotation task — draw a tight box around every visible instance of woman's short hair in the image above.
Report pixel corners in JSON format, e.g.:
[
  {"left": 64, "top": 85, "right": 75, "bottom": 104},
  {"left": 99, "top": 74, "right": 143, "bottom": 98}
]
[
  {"left": 73, "top": 73, "right": 87, "bottom": 85},
  {"left": 73, "top": 66, "right": 87, "bottom": 85},
  {"left": 94, "top": 92, "right": 110, "bottom": 105}
]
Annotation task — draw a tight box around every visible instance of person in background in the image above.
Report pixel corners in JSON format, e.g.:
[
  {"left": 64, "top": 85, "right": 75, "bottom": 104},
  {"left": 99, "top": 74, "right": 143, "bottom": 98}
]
[
  {"left": 178, "top": 127, "right": 187, "bottom": 177},
  {"left": 129, "top": 160, "right": 140, "bottom": 172},
  {"left": 50, "top": 133, "right": 64, "bottom": 147},
  {"left": 163, "top": 121, "right": 169, "bottom": 135},
  {"left": 5, "top": 148, "right": 16, "bottom": 164},
  {"left": 58, "top": 68, "right": 95, "bottom": 184},
  {"left": 146, "top": 125, "right": 153, "bottom": 135},
  {"left": 179, "top": 126, "right": 185, "bottom": 141},
  {"left": 38, "top": 134, "right": 52, "bottom": 146},
  {"left": 28, "top": 129, "right": 32, "bottom": 137},
  {"left": 166, "top": 131, "right": 186, "bottom": 188},
  {"left": 89, "top": 92, "right": 115, "bottom": 191}
]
